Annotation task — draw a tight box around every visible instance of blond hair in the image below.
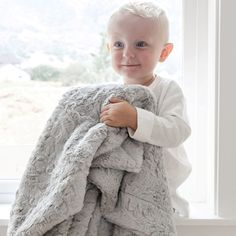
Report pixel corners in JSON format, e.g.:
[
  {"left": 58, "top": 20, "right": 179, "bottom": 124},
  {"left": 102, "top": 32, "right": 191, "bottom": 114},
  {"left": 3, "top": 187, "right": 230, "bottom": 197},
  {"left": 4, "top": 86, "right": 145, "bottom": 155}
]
[{"left": 107, "top": 1, "right": 170, "bottom": 43}]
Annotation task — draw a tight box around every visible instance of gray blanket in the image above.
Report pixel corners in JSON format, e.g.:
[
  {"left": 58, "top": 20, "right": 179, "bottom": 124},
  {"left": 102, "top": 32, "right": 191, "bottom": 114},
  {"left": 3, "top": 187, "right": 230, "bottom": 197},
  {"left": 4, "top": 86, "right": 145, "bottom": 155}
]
[{"left": 7, "top": 84, "right": 176, "bottom": 236}]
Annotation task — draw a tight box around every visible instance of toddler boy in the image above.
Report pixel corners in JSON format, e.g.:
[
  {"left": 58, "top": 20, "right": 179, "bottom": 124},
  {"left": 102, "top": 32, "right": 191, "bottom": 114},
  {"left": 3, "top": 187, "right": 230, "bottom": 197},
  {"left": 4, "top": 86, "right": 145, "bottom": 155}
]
[{"left": 100, "top": 1, "right": 192, "bottom": 217}]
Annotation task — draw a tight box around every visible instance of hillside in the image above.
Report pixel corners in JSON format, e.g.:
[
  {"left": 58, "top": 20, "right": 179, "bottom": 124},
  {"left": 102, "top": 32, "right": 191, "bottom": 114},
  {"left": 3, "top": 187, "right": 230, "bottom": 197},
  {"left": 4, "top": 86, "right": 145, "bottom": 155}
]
[{"left": 0, "top": 0, "right": 117, "bottom": 65}]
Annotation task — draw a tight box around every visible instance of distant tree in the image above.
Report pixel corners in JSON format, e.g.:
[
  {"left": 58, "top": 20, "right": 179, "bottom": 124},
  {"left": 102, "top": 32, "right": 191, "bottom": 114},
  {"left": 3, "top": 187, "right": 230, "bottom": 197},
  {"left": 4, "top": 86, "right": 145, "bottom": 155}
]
[
  {"left": 91, "top": 32, "right": 110, "bottom": 73},
  {"left": 90, "top": 32, "right": 118, "bottom": 82},
  {"left": 30, "top": 65, "right": 60, "bottom": 81},
  {"left": 29, "top": 32, "right": 118, "bottom": 86},
  {"left": 59, "top": 62, "right": 91, "bottom": 86},
  {"left": 58, "top": 32, "right": 118, "bottom": 86}
]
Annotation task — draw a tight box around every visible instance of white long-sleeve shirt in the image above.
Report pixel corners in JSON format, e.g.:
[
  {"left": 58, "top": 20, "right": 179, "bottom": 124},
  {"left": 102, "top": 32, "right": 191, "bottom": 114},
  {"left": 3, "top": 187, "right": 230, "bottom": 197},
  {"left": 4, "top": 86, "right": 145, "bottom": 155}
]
[{"left": 128, "top": 76, "right": 192, "bottom": 218}]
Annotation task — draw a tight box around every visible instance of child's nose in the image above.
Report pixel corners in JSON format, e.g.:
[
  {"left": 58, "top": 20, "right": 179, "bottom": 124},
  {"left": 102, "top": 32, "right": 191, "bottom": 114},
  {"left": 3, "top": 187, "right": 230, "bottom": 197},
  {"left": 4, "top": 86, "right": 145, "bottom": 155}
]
[{"left": 123, "top": 47, "right": 135, "bottom": 59}]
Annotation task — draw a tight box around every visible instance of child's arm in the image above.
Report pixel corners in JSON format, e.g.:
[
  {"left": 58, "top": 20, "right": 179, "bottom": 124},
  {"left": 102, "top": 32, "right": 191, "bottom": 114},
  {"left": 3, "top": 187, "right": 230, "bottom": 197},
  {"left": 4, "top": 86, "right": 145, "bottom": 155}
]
[
  {"left": 100, "top": 81, "right": 191, "bottom": 148},
  {"left": 128, "top": 81, "right": 191, "bottom": 148}
]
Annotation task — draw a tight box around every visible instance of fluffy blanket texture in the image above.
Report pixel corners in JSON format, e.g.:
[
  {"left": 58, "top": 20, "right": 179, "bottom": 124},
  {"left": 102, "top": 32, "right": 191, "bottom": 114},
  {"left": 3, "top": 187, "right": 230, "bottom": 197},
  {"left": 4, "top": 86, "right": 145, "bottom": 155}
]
[{"left": 8, "top": 84, "right": 176, "bottom": 236}]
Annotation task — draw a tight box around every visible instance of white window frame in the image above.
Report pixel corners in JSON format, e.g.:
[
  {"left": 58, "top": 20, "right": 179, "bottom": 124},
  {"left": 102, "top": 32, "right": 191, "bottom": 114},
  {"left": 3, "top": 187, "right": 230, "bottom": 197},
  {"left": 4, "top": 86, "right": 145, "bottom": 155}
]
[
  {"left": 1, "top": 0, "right": 236, "bottom": 222},
  {"left": 182, "top": 0, "right": 236, "bottom": 220}
]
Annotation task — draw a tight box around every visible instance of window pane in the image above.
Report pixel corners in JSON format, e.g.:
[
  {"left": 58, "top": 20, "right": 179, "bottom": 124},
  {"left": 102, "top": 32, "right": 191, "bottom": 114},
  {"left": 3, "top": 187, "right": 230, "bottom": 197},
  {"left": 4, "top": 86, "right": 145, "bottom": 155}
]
[{"left": 0, "top": 0, "right": 184, "bottom": 199}]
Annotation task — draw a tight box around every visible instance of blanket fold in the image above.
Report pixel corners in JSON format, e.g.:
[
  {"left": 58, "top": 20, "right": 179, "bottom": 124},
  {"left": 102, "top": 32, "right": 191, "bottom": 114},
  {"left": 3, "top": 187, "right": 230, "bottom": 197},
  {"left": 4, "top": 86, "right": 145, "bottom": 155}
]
[{"left": 8, "top": 84, "right": 176, "bottom": 236}]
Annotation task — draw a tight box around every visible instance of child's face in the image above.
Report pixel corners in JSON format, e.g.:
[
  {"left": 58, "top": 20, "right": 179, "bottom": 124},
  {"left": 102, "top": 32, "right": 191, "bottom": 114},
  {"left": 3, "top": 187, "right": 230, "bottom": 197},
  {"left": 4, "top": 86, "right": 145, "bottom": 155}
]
[{"left": 107, "top": 13, "right": 169, "bottom": 84}]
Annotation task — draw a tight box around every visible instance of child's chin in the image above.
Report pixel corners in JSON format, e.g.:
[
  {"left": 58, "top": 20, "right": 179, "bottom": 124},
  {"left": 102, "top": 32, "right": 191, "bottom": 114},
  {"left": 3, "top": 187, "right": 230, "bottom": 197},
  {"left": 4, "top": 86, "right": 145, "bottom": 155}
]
[
  {"left": 120, "top": 70, "right": 142, "bottom": 79},
  {"left": 122, "top": 65, "right": 141, "bottom": 72}
]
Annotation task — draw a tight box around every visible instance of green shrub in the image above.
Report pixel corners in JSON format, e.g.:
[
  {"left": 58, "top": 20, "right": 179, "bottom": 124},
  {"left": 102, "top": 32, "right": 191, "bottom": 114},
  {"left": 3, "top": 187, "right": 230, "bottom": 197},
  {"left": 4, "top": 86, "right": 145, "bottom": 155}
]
[
  {"left": 30, "top": 65, "right": 61, "bottom": 81},
  {"left": 58, "top": 63, "right": 90, "bottom": 86}
]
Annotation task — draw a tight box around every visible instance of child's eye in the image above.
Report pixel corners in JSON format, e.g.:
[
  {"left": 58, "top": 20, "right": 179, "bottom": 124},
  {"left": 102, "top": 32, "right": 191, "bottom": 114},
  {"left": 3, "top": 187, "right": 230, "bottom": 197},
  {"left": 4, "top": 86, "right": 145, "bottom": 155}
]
[
  {"left": 136, "top": 41, "right": 148, "bottom": 48},
  {"left": 113, "top": 41, "right": 124, "bottom": 48}
]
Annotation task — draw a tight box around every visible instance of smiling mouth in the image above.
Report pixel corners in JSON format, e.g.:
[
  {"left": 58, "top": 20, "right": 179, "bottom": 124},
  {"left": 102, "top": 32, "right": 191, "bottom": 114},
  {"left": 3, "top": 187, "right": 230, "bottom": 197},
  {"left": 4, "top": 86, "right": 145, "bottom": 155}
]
[{"left": 121, "top": 64, "right": 141, "bottom": 67}]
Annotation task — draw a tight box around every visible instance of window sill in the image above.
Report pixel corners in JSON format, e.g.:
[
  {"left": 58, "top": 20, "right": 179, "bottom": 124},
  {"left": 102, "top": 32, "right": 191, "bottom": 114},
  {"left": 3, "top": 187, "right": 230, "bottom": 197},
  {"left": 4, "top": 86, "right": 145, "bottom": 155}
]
[
  {"left": 1, "top": 203, "right": 236, "bottom": 227},
  {"left": 175, "top": 203, "right": 236, "bottom": 226},
  {"left": 175, "top": 215, "right": 236, "bottom": 226}
]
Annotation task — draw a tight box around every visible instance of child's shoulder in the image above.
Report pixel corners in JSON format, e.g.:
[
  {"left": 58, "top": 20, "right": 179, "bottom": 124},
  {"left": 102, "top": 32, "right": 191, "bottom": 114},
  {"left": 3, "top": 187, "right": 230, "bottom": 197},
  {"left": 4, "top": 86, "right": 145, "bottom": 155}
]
[
  {"left": 155, "top": 76, "right": 184, "bottom": 98},
  {"left": 157, "top": 76, "right": 178, "bottom": 87}
]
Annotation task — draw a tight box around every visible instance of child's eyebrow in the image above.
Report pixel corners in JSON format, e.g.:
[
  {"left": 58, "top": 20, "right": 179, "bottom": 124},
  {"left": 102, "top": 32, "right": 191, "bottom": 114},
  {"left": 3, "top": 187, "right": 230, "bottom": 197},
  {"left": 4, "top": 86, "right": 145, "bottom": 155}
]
[{"left": 109, "top": 32, "right": 123, "bottom": 37}]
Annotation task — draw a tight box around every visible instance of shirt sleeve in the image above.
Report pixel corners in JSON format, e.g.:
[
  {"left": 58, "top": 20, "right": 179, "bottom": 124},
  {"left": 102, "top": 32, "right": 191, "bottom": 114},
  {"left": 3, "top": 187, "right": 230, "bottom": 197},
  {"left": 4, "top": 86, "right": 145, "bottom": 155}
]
[{"left": 128, "top": 81, "right": 191, "bottom": 147}]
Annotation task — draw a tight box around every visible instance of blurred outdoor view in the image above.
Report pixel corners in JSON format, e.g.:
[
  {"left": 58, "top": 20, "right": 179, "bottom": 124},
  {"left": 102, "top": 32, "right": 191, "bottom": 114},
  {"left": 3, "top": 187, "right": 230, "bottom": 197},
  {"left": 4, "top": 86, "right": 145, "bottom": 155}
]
[{"left": 0, "top": 0, "right": 182, "bottom": 179}]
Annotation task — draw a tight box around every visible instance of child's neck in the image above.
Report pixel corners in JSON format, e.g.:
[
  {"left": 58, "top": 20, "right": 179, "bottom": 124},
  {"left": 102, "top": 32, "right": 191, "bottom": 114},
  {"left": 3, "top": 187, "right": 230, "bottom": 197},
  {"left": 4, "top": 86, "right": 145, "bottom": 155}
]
[{"left": 124, "top": 75, "right": 156, "bottom": 87}]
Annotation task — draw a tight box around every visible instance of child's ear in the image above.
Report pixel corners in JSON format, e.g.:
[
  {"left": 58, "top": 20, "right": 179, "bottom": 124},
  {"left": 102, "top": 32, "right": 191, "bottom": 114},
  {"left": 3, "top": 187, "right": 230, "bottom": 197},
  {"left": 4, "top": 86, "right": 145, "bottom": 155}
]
[
  {"left": 159, "top": 43, "right": 173, "bottom": 62},
  {"left": 106, "top": 43, "right": 111, "bottom": 52}
]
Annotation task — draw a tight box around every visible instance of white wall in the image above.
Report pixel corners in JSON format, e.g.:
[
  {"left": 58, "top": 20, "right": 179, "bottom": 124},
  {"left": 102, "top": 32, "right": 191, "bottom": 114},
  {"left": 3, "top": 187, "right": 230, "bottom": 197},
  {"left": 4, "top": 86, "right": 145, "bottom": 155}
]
[
  {"left": 0, "top": 226, "right": 7, "bottom": 236},
  {"left": 217, "top": 0, "right": 236, "bottom": 219}
]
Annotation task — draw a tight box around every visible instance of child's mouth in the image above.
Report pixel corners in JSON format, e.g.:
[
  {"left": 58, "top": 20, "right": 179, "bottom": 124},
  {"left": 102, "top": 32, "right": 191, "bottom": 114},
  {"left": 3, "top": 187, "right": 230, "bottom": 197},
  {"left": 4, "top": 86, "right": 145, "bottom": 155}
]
[
  {"left": 122, "top": 64, "right": 141, "bottom": 67},
  {"left": 121, "top": 64, "right": 141, "bottom": 72}
]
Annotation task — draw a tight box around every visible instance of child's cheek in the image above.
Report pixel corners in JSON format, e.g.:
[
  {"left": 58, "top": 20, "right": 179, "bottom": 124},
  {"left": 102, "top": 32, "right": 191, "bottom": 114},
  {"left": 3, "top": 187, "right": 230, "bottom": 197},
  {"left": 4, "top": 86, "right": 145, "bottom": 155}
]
[
  {"left": 140, "top": 51, "right": 157, "bottom": 68},
  {"left": 112, "top": 52, "right": 122, "bottom": 65},
  {"left": 111, "top": 54, "right": 121, "bottom": 73}
]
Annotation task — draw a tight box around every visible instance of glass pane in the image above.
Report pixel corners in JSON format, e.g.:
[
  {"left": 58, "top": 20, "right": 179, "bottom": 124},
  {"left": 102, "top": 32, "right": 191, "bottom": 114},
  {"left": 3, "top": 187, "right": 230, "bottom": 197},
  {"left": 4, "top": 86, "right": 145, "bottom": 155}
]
[{"left": 0, "top": 0, "right": 183, "bottom": 180}]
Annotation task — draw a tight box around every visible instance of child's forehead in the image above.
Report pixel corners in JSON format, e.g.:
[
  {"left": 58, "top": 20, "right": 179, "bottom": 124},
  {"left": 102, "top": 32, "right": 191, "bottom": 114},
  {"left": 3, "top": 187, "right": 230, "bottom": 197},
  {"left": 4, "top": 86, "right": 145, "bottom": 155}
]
[
  {"left": 108, "top": 12, "right": 159, "bottom": 37},
  {"left": 109, "top": 12, "right": 156, "bottom": 27}
]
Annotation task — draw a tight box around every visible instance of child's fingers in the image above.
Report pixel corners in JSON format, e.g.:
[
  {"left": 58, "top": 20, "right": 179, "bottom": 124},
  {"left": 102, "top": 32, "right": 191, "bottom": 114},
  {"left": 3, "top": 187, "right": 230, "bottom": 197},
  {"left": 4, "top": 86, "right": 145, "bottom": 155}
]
[
  {"left": 109, "top": 97, "right": 123, "bottom": 103},
  {"left": 100, "top": 114, "right": 111, "bottom": 123},
  {"left": 103, "top": 119, "right": 114, "bottom": 127},
  {"left": 100, "top": 110, "right": 109, "bottom": 119},
  {"left": 101, "top": 105, "right": 110, "bottom": 113},
  {"left": 101, "top": 116, "right": 115, "bottom": 126}
]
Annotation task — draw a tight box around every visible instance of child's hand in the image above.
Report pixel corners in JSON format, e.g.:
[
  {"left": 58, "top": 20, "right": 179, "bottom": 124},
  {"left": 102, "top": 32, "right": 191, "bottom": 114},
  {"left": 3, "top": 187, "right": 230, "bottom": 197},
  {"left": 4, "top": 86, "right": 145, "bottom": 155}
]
[{"left": 100, "top": 97, "right": 137, "bottom": 131}]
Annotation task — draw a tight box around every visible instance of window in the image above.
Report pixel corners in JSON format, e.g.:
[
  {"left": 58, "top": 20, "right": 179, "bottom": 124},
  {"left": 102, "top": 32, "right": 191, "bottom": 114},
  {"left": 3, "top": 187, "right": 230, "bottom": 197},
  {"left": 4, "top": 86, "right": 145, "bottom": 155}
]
[{"left": 0, "top": 0, "right": 186, "bottom": 203}]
